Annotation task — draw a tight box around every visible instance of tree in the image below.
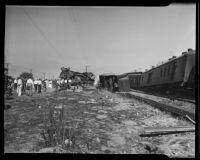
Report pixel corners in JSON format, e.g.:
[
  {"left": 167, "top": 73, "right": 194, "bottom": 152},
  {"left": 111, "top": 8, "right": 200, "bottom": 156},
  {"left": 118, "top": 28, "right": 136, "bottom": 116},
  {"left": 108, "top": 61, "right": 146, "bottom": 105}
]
[
  {"left": 5, "top": 75, "right": 14, "bottom": 91},
  {"left": 19, "top": 72, "right": 33, "bottom": 81}
]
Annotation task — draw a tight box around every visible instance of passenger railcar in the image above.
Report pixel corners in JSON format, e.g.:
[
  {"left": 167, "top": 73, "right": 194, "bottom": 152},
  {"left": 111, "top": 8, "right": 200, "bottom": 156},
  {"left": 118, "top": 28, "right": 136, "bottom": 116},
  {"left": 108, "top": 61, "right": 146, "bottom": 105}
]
[{"left": 139, "top": 49, "right": 195, "bottom": 96}]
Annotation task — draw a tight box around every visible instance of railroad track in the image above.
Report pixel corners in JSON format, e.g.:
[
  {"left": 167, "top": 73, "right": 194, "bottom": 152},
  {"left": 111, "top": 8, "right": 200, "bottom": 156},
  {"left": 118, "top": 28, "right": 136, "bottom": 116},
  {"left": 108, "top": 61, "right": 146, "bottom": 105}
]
[
  {"left": 117, "top": 91, "right": 195, "bottom": 122},
  {"left": 130, "top": 89, "right": 195, "bottom": 104}
]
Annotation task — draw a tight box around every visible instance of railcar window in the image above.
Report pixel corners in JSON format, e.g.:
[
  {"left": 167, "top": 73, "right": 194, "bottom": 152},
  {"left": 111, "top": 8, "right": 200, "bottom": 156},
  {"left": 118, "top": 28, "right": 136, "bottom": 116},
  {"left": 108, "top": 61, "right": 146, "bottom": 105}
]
[{"left": 160, "top": 68, "right": 162, "bottom": 77}]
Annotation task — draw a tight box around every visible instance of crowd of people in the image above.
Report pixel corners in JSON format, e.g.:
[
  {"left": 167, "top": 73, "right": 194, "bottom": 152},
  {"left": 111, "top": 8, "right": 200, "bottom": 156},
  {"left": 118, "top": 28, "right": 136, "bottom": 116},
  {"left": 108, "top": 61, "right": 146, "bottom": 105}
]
[
  {"left": 12, "top": 77, "right": 50, "bottom": 96},
  {"left": 9, "top": 76, "right": 84, "bottom": 97},
  {"left": 56, "top": 78, "right": 72, "bottom": 90}
]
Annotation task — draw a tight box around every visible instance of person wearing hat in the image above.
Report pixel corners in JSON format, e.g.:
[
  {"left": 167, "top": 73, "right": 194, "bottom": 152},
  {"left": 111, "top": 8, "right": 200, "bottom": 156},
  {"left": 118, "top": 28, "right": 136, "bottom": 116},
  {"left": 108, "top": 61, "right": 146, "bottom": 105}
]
[{"left": 34, "top": 79, "right": 38, "bottom": 93}]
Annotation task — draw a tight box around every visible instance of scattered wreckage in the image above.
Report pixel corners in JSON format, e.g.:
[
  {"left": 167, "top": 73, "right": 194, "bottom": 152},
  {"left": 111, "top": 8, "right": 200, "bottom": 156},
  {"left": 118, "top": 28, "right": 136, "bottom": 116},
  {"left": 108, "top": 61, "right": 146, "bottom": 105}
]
[{"left": 59, "top": 67, "right": 95, "bottom": 89}]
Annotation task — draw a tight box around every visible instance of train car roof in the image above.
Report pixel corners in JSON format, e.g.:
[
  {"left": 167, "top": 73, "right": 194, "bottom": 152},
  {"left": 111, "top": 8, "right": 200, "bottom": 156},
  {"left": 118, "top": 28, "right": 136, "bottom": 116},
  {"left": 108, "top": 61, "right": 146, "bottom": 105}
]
[
  {"left": 119, "top": 76, "right": 129, "bottom": 80},
  {"left": 100, "top": 72, "right": 142, "bottom": 78},
  {"left": 128, "top": 73, "right": 142, "bottom": 76},
  {"left": 143, "top": 50, "right": 195, "bottom": 74},
  {"left": 118, "top": 72, "right": 142, "bottom": 78},
  {"left": 99, "top": 72, "right": 119, "bottom": 76}
]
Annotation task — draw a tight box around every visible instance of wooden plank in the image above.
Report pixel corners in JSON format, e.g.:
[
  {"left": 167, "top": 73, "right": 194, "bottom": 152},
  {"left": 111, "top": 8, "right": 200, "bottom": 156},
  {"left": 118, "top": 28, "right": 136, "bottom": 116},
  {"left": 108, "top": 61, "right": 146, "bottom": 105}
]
[
  {"left": 140, "top": 126, "right": 195, "bottom": 137},
  {"left": 185, "top": 115, "right": 195, "bottom": 125}
]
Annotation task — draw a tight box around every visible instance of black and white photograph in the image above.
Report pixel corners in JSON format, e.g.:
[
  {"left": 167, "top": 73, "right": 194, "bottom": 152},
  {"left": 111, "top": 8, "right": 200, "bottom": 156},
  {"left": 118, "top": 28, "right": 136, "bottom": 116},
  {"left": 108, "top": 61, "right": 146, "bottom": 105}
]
[{"left": 4, "top": 4, "right": 196, "bottom": 157}]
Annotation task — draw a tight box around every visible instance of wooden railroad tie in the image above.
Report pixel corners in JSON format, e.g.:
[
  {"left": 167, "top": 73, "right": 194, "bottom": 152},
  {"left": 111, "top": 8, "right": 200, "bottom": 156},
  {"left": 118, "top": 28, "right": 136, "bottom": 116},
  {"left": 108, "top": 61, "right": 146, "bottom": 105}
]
[{"left": 140, "top": 126, "right": 195, "bottom": 137}]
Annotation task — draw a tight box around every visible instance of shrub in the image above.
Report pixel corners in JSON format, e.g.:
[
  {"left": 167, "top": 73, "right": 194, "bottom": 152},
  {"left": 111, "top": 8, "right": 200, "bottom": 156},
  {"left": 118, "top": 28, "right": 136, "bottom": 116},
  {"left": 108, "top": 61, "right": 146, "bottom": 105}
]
[{"left": 40, "top": 98, "right": 78, "bottom": 150}]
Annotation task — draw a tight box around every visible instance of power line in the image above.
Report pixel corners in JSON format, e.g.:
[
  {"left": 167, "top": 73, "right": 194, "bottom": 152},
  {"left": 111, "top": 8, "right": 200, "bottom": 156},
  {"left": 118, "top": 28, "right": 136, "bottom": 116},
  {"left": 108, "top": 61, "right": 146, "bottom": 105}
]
[
  {"left": 22, "top": 7, "right": 65, "bottom": 64},
  {"left": 68, "top": 8, "right": 86, "bottom": 58},
  {"left": 85, "top": 65, "right": 90, "bottom": 73}
]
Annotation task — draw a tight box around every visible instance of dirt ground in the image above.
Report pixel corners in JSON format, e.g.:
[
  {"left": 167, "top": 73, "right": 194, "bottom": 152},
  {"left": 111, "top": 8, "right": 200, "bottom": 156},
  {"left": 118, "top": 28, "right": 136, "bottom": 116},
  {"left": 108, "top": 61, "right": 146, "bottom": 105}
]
[{"left": 4, "top": 87, "right": 195, "bottom": 157}]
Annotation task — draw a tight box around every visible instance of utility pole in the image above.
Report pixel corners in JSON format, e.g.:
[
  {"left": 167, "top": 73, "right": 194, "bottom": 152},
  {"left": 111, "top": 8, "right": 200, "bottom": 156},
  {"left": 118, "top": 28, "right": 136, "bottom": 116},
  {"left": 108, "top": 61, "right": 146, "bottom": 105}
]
[
  {"left": 85, "top": 65, "right": 90, "bottom": 86},
  {"left": 85, "top": 65, "right": 89, "bottom": 73}
]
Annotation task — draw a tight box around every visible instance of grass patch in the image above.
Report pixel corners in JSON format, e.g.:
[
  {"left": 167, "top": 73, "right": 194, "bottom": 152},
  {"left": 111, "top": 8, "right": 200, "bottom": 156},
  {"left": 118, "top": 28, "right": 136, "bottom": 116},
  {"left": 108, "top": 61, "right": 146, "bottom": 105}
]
[{"left": 39, "top": 97, "right": 79, "bottom": 152}]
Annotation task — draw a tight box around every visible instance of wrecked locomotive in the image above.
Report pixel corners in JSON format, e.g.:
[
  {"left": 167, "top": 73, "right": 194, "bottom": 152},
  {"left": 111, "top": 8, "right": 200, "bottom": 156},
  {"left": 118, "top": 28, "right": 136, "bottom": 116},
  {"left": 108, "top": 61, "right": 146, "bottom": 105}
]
[{"left": 59, "top": 67, "right": 95, "bottom": 86}]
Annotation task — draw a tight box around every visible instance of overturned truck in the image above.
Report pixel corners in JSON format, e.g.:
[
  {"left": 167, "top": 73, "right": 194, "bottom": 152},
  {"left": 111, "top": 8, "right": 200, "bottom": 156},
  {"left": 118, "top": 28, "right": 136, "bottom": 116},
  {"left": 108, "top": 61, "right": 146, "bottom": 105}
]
[{"left": 59, "top": 67, "right": 95, "bottom": 86}]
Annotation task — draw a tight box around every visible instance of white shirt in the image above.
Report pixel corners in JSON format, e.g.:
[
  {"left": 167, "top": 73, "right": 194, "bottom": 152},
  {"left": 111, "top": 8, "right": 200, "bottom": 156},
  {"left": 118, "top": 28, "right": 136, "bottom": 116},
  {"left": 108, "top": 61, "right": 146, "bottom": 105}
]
[
  {"left": 37, "top": 80, "right": 42, "bottom": 85},
  {"left": 14, "top": 79, "right": 17, "bottom": 83},
  {"left": 64, "top": 80, "right": 67, "bottom": 83},
  {"left": 68, "top": 79, "right": 72, "bottom": 83},
  {"left": 34, "top": 80, "right": 38, "bottom": 84},
  {"left": 27, "top": 78, "right": 33, "bottom": 83},
  {"left": 17, "top": 79, "right": 22, "bottom": 85},
  {"left": 27, "top": 78, "right": 34, "bottom": 85},
  {"left": 61, "top": 79, "right": 64, "bottom": 84}
]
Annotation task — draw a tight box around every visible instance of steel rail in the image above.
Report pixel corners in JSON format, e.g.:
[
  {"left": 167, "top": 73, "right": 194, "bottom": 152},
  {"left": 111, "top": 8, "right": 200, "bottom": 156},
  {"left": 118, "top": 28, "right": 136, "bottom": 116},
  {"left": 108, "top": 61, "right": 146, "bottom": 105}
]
[
  {"left": 118, "top": 92, "right": 195, "bottom": 122},
  {"left": 129, "top": 89, "right": 195, "bottom": 104}
]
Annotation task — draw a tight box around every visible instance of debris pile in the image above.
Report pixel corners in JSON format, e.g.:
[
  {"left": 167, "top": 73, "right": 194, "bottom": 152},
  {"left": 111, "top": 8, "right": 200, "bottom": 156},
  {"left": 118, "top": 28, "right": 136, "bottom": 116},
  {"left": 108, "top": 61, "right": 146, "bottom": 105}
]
[{"left": 59, "top": 67, "right": 95, "bottom": 86}]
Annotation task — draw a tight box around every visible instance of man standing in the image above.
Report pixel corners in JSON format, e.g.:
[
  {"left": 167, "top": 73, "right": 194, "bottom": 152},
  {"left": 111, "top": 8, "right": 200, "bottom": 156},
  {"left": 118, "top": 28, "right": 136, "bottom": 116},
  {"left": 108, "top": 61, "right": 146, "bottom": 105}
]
[
  {"left": 14, "top": 78, "right": 17, "bottom": 90},
  {"left": 113, "top": 82, "right": 118, "bottom": 92},
  {"left": 68, "top": 79, "right": 72, "bottom": 89},
  {"left": 42, "top": 79, "right": 46, "bottom": 92},
  {"left": 26, "top": 78, "right": 34, "bottom": 96},
  {"left": 37, "top": 79, "right": 42, "bottom": 93},
  {"left": 17, "top": 77, "right": 23, "bottom": 96},
  {"left": 64, "top": 79, "right": 68, "bottom": 90},
  {"left": 60, "top": 79, "right": 64, "bottom": 90},
  {"left": 34, "top": 79, "right": 38, "bottom": 93}
]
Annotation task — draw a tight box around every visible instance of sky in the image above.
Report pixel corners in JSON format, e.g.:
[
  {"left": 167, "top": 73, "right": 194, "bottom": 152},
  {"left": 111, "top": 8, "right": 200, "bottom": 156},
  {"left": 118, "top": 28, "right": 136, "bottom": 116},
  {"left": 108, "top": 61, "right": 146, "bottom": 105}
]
[{"left": 5, "top": 4, "right": 196, "bottom": 81}]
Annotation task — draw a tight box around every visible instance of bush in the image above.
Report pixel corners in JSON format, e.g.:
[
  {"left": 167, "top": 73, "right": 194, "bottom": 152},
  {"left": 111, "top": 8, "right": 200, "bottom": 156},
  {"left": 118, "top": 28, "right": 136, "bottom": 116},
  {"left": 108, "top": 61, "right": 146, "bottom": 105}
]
[{"left": 40, "top": 98, "right": 78, "bottom": 150}]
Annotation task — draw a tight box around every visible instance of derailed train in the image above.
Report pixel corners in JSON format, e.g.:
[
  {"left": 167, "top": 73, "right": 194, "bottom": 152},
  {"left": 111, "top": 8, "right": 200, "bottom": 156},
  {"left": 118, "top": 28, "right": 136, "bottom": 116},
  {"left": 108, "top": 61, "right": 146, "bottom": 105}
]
[
  {"left": 138, "top": 49, "right": 195, "bottom": 93},
  {"left": 99, "top": 49, "right": 195, "bottom": 98}
]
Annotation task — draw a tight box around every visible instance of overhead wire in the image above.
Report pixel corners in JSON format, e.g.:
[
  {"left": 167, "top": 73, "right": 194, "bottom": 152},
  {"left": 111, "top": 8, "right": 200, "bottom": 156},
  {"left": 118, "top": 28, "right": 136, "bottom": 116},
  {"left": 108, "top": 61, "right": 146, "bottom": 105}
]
[
  {"left": 68, "top": 8, "right": 86, "bottom": 62},
  {"left": 22, "top": 7, "right": 65, "bottom": 64}
]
